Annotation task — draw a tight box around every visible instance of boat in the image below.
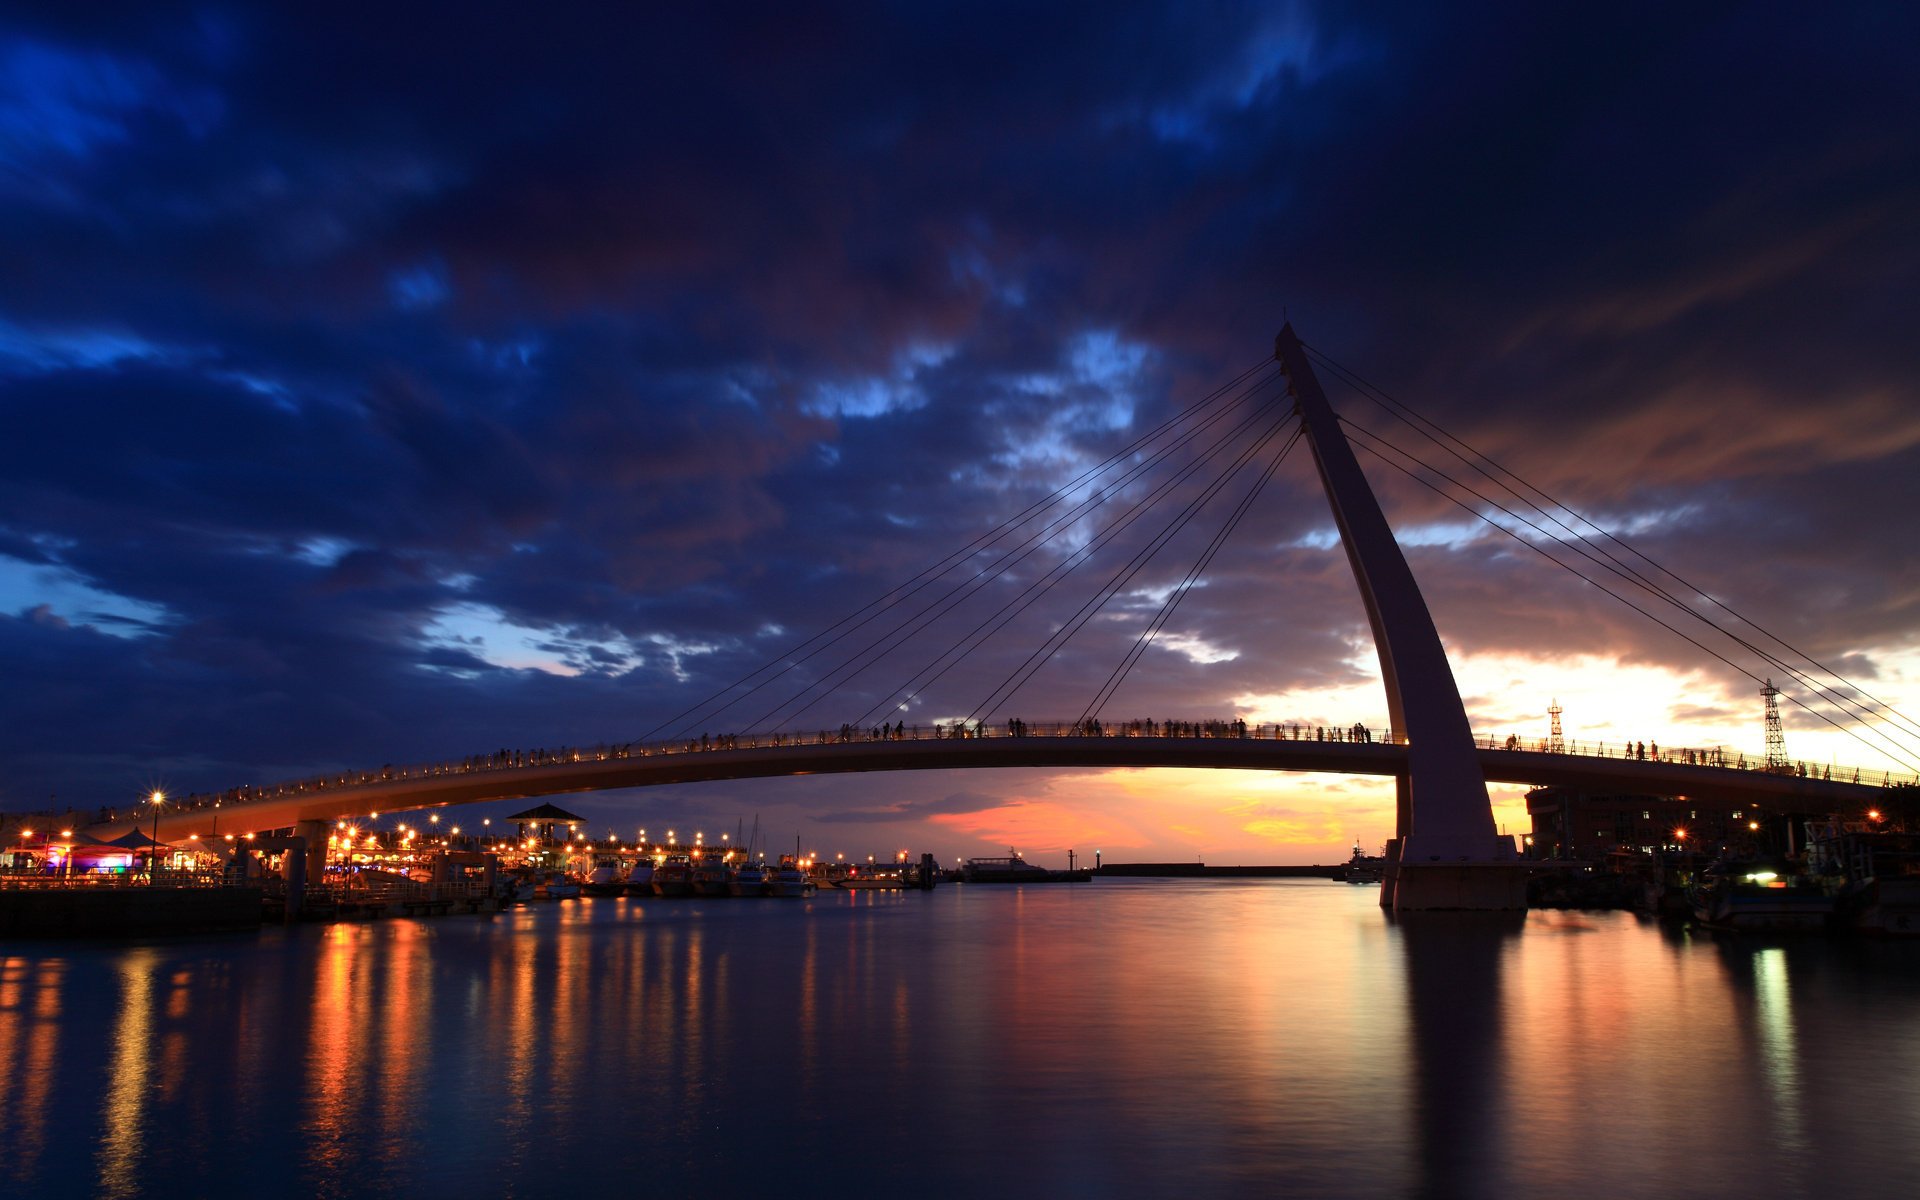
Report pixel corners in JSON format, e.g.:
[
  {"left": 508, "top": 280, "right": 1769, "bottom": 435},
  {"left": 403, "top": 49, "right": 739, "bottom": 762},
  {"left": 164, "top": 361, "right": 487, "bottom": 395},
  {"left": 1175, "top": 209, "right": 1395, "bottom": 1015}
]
[
  {"left": 1814, "top": 830, "right": 1920, "bottom": 937},
  {"left": 691, "top": 856, "right": 733, "bottom": 897},
  {"left": 1688, "top": 858, "right": 1837, "bottom": 932},
  {"left": 836, "top": 864, "right": 908, "bottom": 888},
  {"left": 1341, "top": 841, "right": 1385, "bottom": 884},
  {"left": 652, "top": 854, "right": 695, "bottom": 897},
  {"left": 960, "top": 852, "right": 1091, "bottom": 883},
  {"left": 730, "top": 861, "right": 773, "bottom": 896},
  {"left": 539, "top": 871, "right": 582, "bottom": 900},
  {"left": 768, "top": 856, "right": 816, "bottom": 897},
  {"left": 625, "top": 859, "right": 656, "bottom": 896},
  {"left": 582, "top": 864, "right": 626, "bottom": 896}
]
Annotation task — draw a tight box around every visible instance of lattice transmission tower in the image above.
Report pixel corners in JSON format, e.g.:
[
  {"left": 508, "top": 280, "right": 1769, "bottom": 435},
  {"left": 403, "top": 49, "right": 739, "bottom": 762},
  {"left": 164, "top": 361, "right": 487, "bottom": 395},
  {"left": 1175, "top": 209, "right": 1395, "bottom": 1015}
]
[
  {"left": 1761, "top": 679, "right": 1787, "bottom": 772},
  {"left": 1547, "top": 699, "right": 1564, "bottom": 754}
]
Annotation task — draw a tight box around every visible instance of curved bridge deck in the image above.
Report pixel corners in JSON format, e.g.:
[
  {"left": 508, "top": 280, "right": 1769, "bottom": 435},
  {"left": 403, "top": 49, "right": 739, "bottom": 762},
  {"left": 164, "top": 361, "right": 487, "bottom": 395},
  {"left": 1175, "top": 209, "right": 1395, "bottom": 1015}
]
[{"left": 101, "top": 728, "right": 1889, "bottom": 841}]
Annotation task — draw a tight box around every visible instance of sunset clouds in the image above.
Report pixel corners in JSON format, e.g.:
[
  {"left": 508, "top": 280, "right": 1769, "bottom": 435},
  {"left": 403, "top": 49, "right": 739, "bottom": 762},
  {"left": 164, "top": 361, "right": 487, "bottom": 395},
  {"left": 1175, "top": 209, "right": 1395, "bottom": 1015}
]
[{"left": 3, "top": 2, "right": 1916, "bottom": 862}]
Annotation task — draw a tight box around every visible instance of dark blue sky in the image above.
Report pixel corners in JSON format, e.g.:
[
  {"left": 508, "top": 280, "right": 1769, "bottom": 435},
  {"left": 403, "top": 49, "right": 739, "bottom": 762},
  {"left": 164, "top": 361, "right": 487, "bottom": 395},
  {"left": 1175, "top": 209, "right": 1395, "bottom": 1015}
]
[{"left": 4, "top": 3, "right": 1917, "bottom": 860}]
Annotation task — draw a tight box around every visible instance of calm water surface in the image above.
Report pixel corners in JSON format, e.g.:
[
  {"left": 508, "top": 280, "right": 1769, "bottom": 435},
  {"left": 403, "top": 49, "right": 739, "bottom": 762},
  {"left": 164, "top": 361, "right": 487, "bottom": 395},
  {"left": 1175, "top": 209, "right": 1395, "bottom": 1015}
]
[{"left": 3, "top": 881, "right": 1918, "bottom": 1198}]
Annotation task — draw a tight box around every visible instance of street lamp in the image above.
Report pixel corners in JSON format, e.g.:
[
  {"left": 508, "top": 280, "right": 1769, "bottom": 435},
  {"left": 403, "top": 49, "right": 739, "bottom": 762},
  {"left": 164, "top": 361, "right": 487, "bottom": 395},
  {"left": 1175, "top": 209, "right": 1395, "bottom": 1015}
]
[
  {"left": 148, "top": 791, "right": 166, "bottom": 884},
  {"left": 60, "top": 830, "right": 72, "bottom": 882}
]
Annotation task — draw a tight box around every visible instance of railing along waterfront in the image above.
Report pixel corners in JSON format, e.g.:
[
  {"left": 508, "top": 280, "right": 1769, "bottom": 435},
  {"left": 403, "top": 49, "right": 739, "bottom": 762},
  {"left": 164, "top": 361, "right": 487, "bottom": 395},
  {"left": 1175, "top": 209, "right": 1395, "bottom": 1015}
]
[
  {"left": 0, "top": 868, "right": 240, "bottom": 890},
  {"left": 111, "top": 717, "right": 1914, "bottom": 826}
]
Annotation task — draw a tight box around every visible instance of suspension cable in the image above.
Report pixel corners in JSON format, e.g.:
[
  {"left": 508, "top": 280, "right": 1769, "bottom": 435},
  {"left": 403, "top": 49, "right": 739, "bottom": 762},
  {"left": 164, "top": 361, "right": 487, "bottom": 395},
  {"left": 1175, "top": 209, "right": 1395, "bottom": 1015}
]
[
  {"left": 1081, "top": 426, "right": 1303, "bottom": 724},
  {"left": 650, "top": 356, "right": 1281, "bottom": 741},
  {"left": 968, "top": 410, "right": 1300, "bottom": 725},
  {"left": 1309, "top": 344, "right": 1920, "bottom": 746},
  {"left": 820, "top": 389, "right": 1294, "bottom": 732},
  {"left": 1344, "top": 421, "right": 1920, "bottom": 774},
  {"left": 744, "top": 371, "right": 1292, "bottom": 733}
]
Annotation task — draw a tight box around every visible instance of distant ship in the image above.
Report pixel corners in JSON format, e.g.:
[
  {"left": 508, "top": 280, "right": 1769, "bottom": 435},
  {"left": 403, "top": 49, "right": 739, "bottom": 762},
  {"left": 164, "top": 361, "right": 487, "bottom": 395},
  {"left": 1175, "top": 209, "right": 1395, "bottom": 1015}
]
[{"left": 960, "top": 851, "right": 1090, "bottom": 883}]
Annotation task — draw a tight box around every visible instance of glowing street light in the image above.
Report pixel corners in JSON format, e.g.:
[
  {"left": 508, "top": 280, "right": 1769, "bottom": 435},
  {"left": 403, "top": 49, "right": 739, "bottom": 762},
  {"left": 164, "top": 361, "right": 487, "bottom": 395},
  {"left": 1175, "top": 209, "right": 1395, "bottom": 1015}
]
[{"left": 148, "top": 791, "right": 166, "bottom": 885}]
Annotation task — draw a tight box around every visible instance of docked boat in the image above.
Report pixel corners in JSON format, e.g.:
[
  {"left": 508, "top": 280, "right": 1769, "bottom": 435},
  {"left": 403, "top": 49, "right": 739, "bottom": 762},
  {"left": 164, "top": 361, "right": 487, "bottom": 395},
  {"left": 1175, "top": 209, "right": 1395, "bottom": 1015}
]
[
  {"left": 582, "top": 865, "right": 626, "bottom": 896},
  {"left": 1816, "top": 831, "right": 1920, "bottom": 937},
  {"left": 625, "top": 860, "right": 656, "bottom": 895},
  {"left": 691, "top": 856, "right": 732, "bottom": 897},
  {"left": 1689, "top": 859, "right": 1836, "bottom": 932},
  {"left": 652, "top": 854, "right": 696, "bottom": 897},
  {"left": 539, "top": 872, "right": 582, "bottom": 900},
  {"left": 730, "top": 861, "right": 773, "bottom": 896},
  {"left": 768, "top": 856, "right": 816, "bottom": 897},
  {"left": 836, "top": 866, "right": 908, "bottom": 889}
]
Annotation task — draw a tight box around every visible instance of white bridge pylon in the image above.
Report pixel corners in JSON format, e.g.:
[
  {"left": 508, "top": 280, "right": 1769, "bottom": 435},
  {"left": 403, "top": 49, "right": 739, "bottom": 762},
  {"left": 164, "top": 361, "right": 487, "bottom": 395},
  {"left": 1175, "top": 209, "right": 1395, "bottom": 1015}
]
[{"left": 1274, "top": 326, "right": 1525, "bottom": 910}]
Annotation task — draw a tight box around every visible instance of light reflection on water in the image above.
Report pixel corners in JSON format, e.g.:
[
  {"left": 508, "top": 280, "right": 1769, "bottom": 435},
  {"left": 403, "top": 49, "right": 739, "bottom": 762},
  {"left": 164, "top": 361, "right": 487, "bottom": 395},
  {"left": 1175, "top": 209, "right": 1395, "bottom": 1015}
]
[{"left": 2, "top": 882, "right": 1918, "bottom": 1197}]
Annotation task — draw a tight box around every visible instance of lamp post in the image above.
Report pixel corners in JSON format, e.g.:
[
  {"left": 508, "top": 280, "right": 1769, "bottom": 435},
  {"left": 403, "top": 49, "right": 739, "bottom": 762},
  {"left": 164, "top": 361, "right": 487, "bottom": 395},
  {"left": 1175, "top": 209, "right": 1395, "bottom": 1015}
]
[
  {"left": 60, "top": 830, "right": 72, "bottom": 883},
  {"left": 148, "top": 791, "right": 165, "bottom": 885}
]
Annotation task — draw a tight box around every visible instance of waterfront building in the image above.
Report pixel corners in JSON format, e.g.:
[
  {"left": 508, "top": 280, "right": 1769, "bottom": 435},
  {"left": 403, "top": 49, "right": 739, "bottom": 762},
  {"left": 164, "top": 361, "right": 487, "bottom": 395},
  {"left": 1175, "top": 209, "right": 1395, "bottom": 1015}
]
[{"left": 1524, "top": 785, "right": 1755, "bottom": 859}]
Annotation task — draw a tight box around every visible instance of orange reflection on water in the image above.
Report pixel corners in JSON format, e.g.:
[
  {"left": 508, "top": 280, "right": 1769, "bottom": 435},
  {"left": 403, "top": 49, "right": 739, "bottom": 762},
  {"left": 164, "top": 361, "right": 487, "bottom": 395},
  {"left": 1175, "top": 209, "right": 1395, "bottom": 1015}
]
[
  {"left": 0, "top": 956, "right": 65, "bottom": 1181},
  {"left": 304, "top": 925, "right": 370, "bottom": 1181},
  {"left": 94, "top": 949, "right": 159, "bottom": 1200}
]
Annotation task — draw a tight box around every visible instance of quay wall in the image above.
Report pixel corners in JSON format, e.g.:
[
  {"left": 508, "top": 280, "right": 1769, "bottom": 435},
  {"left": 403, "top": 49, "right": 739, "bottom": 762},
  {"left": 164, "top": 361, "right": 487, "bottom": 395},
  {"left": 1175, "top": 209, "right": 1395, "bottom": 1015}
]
[
  {"left": 1097, "top": 863, "right": 1345, "bottom": 879},
  {"left": 0, "top": 886, "right": 264, "bottom": 938}
]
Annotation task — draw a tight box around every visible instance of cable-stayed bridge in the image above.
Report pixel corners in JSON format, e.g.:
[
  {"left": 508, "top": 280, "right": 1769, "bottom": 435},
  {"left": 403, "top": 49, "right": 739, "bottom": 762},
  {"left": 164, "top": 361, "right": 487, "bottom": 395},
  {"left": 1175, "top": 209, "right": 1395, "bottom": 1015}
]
[{"left": 89, "top": 326, "right": 1920, "bottom": 910}]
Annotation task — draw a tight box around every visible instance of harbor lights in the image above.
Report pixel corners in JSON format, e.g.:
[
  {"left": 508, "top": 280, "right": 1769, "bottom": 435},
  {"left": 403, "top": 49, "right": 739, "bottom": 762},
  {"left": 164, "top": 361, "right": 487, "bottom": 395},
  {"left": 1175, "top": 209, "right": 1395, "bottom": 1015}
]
[
  {"left": 59, "top": 830, "right": 72, "bottom": 881},
  {"left": 148, "top": 791, "right": 166, "bottom": 884},
  {"left": 1869, "top": 809, "right": 1883, "bottom": 823}
]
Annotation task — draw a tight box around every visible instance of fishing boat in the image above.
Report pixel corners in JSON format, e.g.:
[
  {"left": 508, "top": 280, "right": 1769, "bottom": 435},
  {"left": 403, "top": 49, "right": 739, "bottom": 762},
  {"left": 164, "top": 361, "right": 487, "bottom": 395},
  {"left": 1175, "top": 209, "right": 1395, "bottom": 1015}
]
[
  {"left": 1689, "top": 859, "right": 1836, "bottom": 932},
  {"left": 538, "top": 871, "right": 582, "bottom": 900},
  {"left": 1815, "top": 830, "right": 1920, "bottom": 937}
]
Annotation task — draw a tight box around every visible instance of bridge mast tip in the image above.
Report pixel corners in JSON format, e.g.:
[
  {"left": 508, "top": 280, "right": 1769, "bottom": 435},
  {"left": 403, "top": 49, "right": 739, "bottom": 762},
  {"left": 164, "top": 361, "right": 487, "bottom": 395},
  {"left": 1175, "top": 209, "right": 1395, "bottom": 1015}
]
[{"left": 1274, "top": 323, "right": 1302, "bottom": 362}]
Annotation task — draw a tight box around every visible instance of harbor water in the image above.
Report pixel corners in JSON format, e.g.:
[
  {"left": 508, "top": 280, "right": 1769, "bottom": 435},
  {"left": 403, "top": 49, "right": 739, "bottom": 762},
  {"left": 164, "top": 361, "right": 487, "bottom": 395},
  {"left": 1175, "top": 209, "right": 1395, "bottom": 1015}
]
[{"left": 4, "top": 880, "right": 1919, "bottom": 1198}]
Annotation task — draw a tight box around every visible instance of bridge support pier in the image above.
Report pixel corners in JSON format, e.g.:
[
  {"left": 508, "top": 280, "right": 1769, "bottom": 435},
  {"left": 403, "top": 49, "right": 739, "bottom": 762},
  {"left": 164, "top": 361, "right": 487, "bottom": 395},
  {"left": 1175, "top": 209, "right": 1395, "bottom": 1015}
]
[{"left": 297, "top": 820, "right": 329, "bottom": 888}]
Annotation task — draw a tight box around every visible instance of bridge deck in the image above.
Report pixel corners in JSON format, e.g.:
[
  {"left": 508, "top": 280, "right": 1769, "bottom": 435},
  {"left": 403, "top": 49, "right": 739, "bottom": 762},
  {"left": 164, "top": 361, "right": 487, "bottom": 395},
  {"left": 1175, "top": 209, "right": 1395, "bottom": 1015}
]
[{"left": 100, "top": 730, "right": 1888, "bottom": 841}]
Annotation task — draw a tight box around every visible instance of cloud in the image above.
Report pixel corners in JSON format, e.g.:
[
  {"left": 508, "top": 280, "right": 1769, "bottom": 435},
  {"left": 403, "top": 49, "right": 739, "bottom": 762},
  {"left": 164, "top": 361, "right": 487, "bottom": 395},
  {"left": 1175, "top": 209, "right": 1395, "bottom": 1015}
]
[{"left": 2, "top": 2, "right": 1917, "bottom": 855}]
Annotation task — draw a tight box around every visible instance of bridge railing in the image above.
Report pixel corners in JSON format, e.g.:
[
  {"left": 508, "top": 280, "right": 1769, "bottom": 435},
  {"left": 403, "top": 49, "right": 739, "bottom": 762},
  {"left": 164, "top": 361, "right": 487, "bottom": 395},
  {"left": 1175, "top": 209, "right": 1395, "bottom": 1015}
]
[{"left": 113, "top": 716, "right": 1911, "bottom": 824}]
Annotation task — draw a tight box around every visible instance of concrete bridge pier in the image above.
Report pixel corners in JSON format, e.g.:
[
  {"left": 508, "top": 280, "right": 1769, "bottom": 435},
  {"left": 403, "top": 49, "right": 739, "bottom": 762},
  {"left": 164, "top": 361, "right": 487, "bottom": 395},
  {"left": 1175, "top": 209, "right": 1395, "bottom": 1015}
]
[{"left": 297, "top": 819, "right": 329, "bottom": 887}]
